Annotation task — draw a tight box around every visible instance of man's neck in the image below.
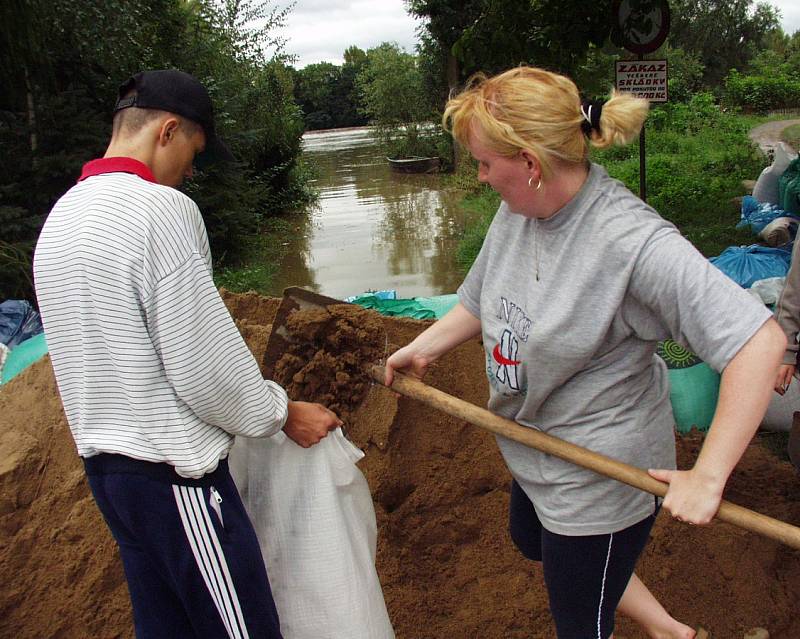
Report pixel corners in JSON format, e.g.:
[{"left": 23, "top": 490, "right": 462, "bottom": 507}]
[{"left": 103, "top": 139, "right": 154, "bottom": 168}]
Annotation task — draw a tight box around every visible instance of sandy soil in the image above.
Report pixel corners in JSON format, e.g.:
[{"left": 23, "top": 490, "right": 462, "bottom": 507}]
[{"left": 2, "top": 291, "right": 800, "bottom": 638}]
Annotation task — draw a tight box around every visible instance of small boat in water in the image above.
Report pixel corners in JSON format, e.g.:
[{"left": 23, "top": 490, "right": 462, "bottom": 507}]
[{"left": 387, "top": 156, "right": 441, "bottom": 173}]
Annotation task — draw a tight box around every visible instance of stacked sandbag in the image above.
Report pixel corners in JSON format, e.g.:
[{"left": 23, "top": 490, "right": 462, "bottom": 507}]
[
  {"left": 753, "top": 142, "right": 796, "bottom": 205},
  {"left": 656, "top": 340, "right": 720, "bottom": 433}
]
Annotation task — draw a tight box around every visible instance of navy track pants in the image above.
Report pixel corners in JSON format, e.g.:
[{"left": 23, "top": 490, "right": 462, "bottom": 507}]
[{"left": 84, "top": 454, "right": 282, "bottom": 639}]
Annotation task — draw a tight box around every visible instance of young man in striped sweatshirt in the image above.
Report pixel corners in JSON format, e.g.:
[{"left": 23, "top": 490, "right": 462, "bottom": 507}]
[{"left": 33, "top": 70, "right": 341, "bottom": 638}]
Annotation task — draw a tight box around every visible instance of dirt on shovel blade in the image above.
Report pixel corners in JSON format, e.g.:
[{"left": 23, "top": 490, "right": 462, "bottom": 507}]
[
  {"left": 2, "top": 290, "right": 800, "bottom": 638},
  {"left": 270, "top": 303, "right": 387, "bottom": 419}
]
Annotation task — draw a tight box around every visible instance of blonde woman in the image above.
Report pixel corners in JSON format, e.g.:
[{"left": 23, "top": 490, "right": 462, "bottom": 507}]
[{"left": 384, "top": 66, "right": 785, "bottom": 639}]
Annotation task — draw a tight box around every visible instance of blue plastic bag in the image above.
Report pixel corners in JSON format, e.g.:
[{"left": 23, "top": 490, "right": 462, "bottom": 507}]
[
  {"left": 709, "top": 244, "right": 792, "bottom": 288},
  {"left": 344, "top": 290, "right": 397, "bottom": 303},
  {"left": 736, "top": 196, "right": 799, "bottom": 235},
  {"left": 0, "top": 300, "right": 43, "bottom": 347}
]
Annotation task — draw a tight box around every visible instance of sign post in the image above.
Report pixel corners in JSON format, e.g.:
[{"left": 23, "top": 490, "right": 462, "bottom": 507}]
[{"left": 611, "top": 0, "right": 671, "bottom": 202}]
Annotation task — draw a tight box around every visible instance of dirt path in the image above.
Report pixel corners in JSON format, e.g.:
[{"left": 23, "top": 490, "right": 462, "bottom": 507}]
[{"left": 749, "top": 119, "right": 800, "bottom": 156}]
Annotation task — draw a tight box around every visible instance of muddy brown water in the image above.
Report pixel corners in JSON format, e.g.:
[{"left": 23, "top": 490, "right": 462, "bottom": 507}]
[{"left": 268, "top": 127, "right": 475, "bottom": 300}]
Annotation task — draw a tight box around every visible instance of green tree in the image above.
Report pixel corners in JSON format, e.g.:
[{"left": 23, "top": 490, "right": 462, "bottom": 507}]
[
  {"left": 358, "top": 43, "right": 432, "bottom": 125},
  {"left": 0, "top": 0, "right": 189, "bottom": 300},
  {"left": 295, "top": 62, "right": 344, "bottom": 130},
  {"left": 407, "top": 0, "right": 613, "bottom": 84},
  {"left": 338, "top": 46, "right": 369, "bottom": 127},
  {"left": 663, "top": 46, "right": 706, "bottom": 102},
  {"left": 750, "top": 27, "right": 800, "bottom": 80},
  {"left": 0, "top": 0, "right": 313, "bottom": 300},
  {"left": 293, "top": 47, "right": 368, "bottom": 131},
  {"left": 405, "top": 0, "right": 480, "bottom": 95},
  {"left": 356, "top": 42, "right": 440, "bottom": 158},
  {"left": 667, "top": 0, "right": 780, "bottom": 86}
]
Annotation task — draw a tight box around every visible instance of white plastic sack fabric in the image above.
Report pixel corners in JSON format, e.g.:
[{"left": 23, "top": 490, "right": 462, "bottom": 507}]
[
  {"left": 229, "top": 430, "right": 395, "bottom": 639},
  {"left": 761, "top": 381, "right": 800, "bottom": 432},
  {"left": 747, "top": 276, "right": 786, "bottom": 306},
  {"left": 0, "top": 342, "right": 8, "bottom": 373},
  {"left": 753, "top": 142, "right": 796, "bottom": 205}
]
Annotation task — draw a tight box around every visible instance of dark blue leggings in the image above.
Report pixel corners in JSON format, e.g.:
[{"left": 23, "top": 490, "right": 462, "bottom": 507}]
[
  {"left": 85, "top": 454, "right": 282, "bottom": 639},
  {"left": 509, "top": 480, "right": 657, "bottom": 639}
]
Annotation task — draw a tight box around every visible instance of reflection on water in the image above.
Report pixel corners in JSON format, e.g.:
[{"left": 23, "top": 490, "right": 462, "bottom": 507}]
[{"left": 267, "top": 127, "right": 473, "bottom": 300}]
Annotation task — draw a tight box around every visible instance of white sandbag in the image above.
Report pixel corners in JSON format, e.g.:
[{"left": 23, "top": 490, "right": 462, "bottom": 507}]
[
  {"left": 753, "top": 142, "right": 796, "bottom": 205},
  {"left": 229, "top": 430, "right": 394, "bottom": 639},
  {"left": 748, "top": 276, "right": 786, "bottom": 306},
  {"left": 761, "top": 381, "right": 800, "bottom": 432}
]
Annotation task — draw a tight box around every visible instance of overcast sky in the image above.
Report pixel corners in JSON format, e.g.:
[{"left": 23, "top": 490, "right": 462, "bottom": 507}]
[
  {"left": 277, "top": 1, "right": 422, "bottom": 68},
  {"left": 277, "top": 0, "right": 800, "bottom": 70}
]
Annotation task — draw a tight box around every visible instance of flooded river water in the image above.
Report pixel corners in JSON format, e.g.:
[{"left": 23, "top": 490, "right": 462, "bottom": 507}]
[{"left": 267, "top": 127, "right": 475, "bottom": 300}]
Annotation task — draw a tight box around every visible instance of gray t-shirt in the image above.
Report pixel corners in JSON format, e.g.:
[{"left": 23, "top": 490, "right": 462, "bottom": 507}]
[{"left": 458, "top": 163, "right": 772, "bottom": 535}]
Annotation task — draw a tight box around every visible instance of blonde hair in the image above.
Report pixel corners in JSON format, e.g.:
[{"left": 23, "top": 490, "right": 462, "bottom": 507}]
[{"left": 443, "top": 66, "right": 649, "bottom": 178}]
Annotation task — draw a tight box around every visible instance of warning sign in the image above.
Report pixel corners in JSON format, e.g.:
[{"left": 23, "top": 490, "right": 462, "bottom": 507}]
[{"left": 615, "top": 60, "right": 668, "bottom": 102}]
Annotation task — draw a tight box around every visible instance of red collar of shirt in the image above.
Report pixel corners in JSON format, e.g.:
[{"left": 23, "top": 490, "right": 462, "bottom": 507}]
[{"left": 78, "top": 157, "right": 157, "bottom": 184}]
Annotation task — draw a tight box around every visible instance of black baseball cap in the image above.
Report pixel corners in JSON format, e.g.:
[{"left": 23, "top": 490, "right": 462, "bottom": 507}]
[{"left": 114, "top": 69, "right": 235, "bottom": 164}]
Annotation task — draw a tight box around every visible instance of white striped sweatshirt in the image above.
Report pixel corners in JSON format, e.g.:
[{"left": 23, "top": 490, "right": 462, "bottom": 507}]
[{"left": 33, "top": 159, "right": 288, "bottom": 478}]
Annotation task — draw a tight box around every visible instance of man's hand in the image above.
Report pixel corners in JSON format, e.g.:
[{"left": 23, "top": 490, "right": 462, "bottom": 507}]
[{"left": 283, "top": 400, "right": 343, "bottom": 448}]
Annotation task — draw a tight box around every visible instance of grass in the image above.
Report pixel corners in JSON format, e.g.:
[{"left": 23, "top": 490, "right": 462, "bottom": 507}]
[
  {"left": 782, "top": 123, "right": 800, "bottom": 150},
  {"left": 213, "top": 216, "right": 296, "bottom": 295}
]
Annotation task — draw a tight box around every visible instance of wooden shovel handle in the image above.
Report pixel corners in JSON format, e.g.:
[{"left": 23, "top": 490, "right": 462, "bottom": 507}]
[{"left": 368, "top": 364, "right": 800, "bottom": 551}]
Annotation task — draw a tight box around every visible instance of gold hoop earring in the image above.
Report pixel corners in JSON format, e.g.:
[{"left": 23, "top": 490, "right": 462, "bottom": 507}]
[{"left": 528, "top": 176, "right": 542, "bottom": 190}]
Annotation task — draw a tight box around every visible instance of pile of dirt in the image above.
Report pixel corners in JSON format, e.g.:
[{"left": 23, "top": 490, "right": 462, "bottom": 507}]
[{"left": 2, "top": 291, "right": 800, "bottom": 638}]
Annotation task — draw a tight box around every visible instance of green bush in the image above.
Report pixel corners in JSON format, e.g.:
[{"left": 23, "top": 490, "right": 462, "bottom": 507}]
[
  {"left": 595, "top": 95, "right": 763, "bottom": 256},
  {"left": 212, "top": 217, "right": 296, "bottom": 294},
  {"left": 723, "top": 70, "right": 800, "bottom": 113}
]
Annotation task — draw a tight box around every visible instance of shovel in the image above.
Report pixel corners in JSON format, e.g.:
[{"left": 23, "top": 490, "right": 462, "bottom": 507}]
[{"left": 264, "top": 286, "right": 800, "bottom": 551}]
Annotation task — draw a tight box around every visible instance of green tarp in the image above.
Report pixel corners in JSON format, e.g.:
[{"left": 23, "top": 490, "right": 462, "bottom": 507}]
[
  {"left": 778, "top": 156, "right": 800, "bottom": 215},
  {"left": 1, "top": 332, "right": 48, "bottom": 385},
  {"left": 349, "top": 294, "right": 459, "bottom": 320}
]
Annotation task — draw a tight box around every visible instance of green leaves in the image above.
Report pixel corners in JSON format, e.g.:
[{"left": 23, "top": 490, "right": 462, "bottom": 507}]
[
  {"left": 723, "top": 69, "right": 800, "bottom": 113},
  {"left": 0, "top": 0, "right": 314, "bottom": 301},
  {"left": 409, "top": 0, "right": 613, "bottom": 78},
  {"left": 353, "top": 42, "right": 444, "bottom": 159}
]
